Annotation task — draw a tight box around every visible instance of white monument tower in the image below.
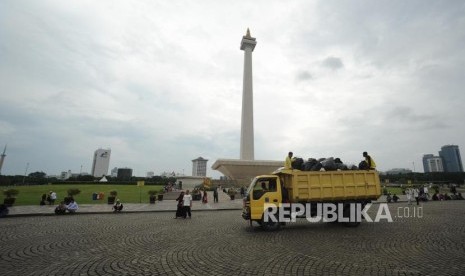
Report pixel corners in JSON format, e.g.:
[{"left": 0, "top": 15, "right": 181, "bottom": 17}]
[
  {"left": 240, "top": 28, "right": 256, "bottom": 160},
  {"left": 212, "top": 29, "right": 283, "bottom": 185}
]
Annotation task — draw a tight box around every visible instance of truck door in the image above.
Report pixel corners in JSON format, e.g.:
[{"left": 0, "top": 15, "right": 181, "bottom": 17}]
[{"left": 250, "top": 177, "right": 281, "bottom": 220}]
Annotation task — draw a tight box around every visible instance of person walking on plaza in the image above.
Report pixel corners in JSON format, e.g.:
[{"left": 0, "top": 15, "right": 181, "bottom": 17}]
[
  {"left": 174, "top": 191, "right": 185, "bottom": 219},
  {"left": 413, "top": 187, "right": 420, "bottom": 205},
  {"left": 363, "top": 152, "right": 376, "bottom": 170},
  {"left": 285, "top": 152, "right": 293, "bottom": 169},
  {"left": 406, "top": 188, "right": 412, "bottom": 205},
  {"left": 423, "top": 185, "right": 430, "bottom": 199},
  {"left": 213, "top": 187, "right": 219, "bottom": 203},
  {"left": 202, "top": 189, "right": 208, "bottom": 204},
  {"left": 183, "top": 190, "right": 193, "bottom": 219}
]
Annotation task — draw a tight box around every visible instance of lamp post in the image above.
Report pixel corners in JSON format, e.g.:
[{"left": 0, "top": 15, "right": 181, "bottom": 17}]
[{"left": 22, "top": 162, "right": 29, "bottom": 185}]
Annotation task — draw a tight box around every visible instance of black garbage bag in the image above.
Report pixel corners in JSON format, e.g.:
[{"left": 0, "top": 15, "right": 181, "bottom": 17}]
[
  {"left": 311, "top": 162, "right": 323, "bottom": 171},
  {"left": 292, "top": 158, "right": 304, "bottom": 170},
  {"left": 303, "top": 158, "right": 318, "bottom": 171},
  {"left": 359, "top": 161, "right": 369, "bottom": 170},
  {"left": 321, "top": 157, "right": 336, "bottom": 171}
]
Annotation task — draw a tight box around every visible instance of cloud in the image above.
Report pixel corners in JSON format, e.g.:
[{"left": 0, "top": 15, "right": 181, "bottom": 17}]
[
  {"left": 321, "top": 56, "right": 344, "bottom": 70},
  {"left": 0, "top": 0, "right": 464, "bottom": 176}
]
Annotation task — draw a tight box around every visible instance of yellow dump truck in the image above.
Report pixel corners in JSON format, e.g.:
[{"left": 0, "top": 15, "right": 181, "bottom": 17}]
[{"left": 242, "top": 168, "right": 381, "bottom": 230}]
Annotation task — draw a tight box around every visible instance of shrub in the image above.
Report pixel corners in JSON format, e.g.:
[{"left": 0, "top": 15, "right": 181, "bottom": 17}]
[
  {"left": 147, "top": 190, "right": 158, "bottom": 196},
  {"left": 3, "top": 189, "right": 19, "bottom": 198},
  {"left": 67, "top": 188, "right": 81, "bottom": 197}
]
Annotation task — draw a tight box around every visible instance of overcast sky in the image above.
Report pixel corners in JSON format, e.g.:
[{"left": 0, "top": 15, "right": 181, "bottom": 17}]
[{"left": 1, "top": 0, "right": 464, "bottom": 177}]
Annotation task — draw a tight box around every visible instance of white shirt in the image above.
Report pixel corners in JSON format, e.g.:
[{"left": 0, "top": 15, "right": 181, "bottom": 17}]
[
  {"left": 423, "top": 187, "right": 428, "bottom": 193},
  {"left": 183, "top": 194, "right": 192, "bottom": 206},
  {"left": 67, "top": 201, "right": 78, "bottom": 211},
  {"left": 51, "top": 192, "right": 57, "bottom": 200}
]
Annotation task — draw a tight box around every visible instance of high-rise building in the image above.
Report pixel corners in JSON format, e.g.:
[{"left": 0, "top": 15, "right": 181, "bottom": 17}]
[
  {"left": 0, "top": 144, "right": 6, "bottom": 175},
  {"left": 91, "top": 149, "right": 111, "bottom": 177},
  {"left": 439, "top": 145, "right": 463, "bottom": 172},
  {"left": 422, "top": 154, "right": 444, "bottom": 173},
  {"left": 117, "top": 168, "right": 132, "bottom": 180},
  {"left": 192, "top": 157, "right": 208, "bottom": 177}
]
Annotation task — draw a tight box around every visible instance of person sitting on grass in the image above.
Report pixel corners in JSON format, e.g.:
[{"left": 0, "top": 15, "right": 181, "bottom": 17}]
[
  {"left": 392, "top": 194, "right": 399, "bottom": 203},
  {"left": 55, "top": 201, "right": 67, "bottom": 215},
  {"left": 66, "top": 199, "right": 79, "bottom": 213},
  {"left": 113, "top": 199, "right": 123, "bottom": 212}
]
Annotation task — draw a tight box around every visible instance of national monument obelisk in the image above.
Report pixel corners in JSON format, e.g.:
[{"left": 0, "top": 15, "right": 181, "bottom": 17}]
[
  {"left": 240, "top": 28, "right": 256, "bottom": 160},
  {"left": 212, "top": 29, "right": 282, "bottom": 185}
]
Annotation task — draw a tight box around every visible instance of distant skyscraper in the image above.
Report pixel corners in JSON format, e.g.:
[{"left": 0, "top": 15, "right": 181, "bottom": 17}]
[
  {"left": 439, "top": 145, "right": 463, "bottom": 172},
  {"left": 422, "top": 154, "right": 444, "bottom": 173},
  {"left": 91, "top": 149, "right": 111, "bottom": 177},
  {"left": 192, "top": 157, "right": 208, "bottom": 177},
  {"left": 0, "top": 144, "right": 6, "bottom": 175},
  {"left": 117, "top": 168, "right": 132, "bottom": 180}
]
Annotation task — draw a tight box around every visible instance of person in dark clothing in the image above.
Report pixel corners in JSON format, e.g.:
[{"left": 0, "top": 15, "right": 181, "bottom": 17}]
[
  {"left": 40, "top": 194, "right": 47, "bottom": 206},
  {"left": 0, "top": 204, "right": 9, "bottom": 217},
  {"left": 174, "top": 191, "right": 185, "bottom": 219},
  {"left": 54, "top": 201, "right": 67, "bottom": 215},
  {"left": 213, "top": 188, "right": 219, "bottom": 203},
  {"left": 113, "top": 199, "right": 123, "bottom": 212}
]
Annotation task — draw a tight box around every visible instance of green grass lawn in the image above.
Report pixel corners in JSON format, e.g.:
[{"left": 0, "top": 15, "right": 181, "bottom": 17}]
[{"left": 1, "top": 184, "right": 163, "bottom": 206}]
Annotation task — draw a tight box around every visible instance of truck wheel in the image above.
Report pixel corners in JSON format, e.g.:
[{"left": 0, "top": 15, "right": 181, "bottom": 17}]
[{"left": 261, "top": 219, "right": 281, "bottom": 231}]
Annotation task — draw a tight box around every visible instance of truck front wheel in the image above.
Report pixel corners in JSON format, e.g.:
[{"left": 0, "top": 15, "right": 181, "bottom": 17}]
[{"left": 261, "top": 218, "right": 281, "bottom": 231}]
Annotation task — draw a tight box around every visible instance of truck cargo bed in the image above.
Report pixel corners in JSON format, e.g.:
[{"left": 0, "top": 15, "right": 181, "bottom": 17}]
[{"left": 275, "top": 169, "right": 381, "bottom": 202}]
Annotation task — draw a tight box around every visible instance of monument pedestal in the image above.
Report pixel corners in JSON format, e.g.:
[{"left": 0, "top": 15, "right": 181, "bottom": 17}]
[{"left": 212, "top": 159, "right": 283, "bottom": 186}]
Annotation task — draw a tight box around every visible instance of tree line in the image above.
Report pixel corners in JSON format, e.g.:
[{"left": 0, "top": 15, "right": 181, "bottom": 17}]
[{"left": 0, "top": 172, "right": 177, "bottom": 186}]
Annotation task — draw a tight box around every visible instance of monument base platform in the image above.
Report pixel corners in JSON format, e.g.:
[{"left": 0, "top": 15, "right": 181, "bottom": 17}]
[{"left": 211, "top": 159, "right": 283, "bottom": 186}]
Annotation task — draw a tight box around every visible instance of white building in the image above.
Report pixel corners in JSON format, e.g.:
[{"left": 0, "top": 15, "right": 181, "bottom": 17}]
[
  {"left": 91, "top": 148, "right": 111, "bottom": 177},
  {"left": 192, "top": 157, "right": 208, "bottom": 177},
  {"left": 427, "top": 157, "right": 444, "bottom": 172},
  {"left": 146, "top": 171, "right": 155, "bottom": 178},
  {"left": 111, "top": 167, "right": 118, "bottom": 177}
]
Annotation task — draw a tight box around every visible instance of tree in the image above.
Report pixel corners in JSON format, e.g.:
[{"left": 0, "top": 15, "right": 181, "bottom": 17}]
[{"left": 28, "top": 171, "right": 46, "bottom": 178}]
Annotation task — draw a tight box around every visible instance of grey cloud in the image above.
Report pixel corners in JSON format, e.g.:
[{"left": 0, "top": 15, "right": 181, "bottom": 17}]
[
  {"left": 321, "top": 57, "right": 344, "bottom": 70},
  {"left": 296, "top": 71, "right": 313, "bottom": 81}
]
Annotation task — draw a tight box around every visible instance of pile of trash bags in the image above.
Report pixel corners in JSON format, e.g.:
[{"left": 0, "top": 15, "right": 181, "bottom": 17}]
[{"left": 292, "top": 157, "right": 361, "bottom": 171}]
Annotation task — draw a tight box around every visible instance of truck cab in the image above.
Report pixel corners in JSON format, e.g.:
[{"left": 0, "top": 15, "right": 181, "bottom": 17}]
[{"left": 242, "top": 175, "right": 282, "bottom": 223}]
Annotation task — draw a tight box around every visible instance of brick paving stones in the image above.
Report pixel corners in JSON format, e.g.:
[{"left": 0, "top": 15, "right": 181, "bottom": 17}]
[{"left": 1, "top": 201, "right": 465, "bottom": 275}]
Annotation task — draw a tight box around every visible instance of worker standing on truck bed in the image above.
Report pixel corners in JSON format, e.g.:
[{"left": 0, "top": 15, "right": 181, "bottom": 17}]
[
  {"left": 285, "top": 152, "right": 293, "bottom": 169},
  {"left": 363, "top": 151, "right": 377, "bottom": 170}
]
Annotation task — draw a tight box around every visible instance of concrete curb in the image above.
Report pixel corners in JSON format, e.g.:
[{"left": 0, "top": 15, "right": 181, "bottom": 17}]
[{"left": 2, "top": 207, "right": 243, "bottom": 218}]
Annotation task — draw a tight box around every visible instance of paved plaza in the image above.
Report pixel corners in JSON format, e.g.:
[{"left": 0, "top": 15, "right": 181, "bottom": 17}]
[{"left": 1, "top": 201, "right": 465, "bottom": 275}]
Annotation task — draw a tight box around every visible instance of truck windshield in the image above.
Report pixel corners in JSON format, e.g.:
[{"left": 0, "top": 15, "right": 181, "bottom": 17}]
[{"left": 248, "top": 178, "right": 277, "bottom": 200}]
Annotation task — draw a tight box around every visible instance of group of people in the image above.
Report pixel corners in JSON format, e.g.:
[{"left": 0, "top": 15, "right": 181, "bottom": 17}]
[
  {"left": 40, "top": 191, "right": 57, "bottom": 206},
  {"left": 54, "top": 199, "right": 79, "bottom": 215},
  {"left": 174, "top": 190, "right": 193, "bottom": 219}
]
